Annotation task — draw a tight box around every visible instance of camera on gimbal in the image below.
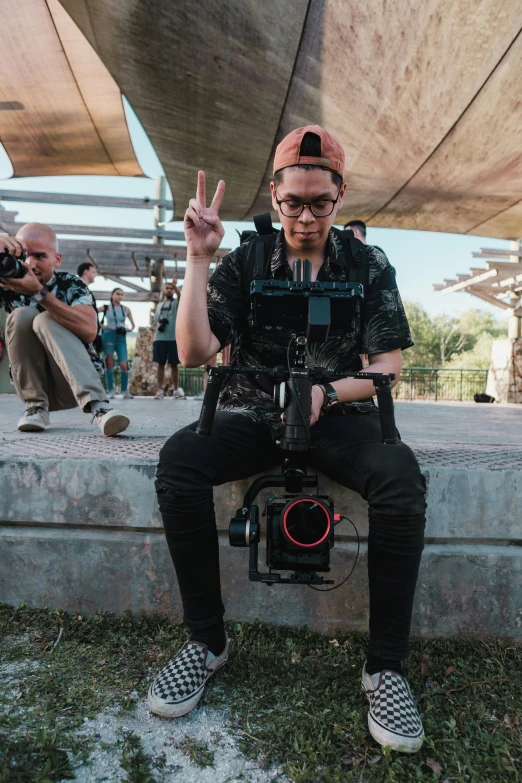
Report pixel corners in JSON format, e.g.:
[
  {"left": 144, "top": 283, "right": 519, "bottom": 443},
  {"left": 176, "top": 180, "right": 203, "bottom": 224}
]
[
  {"left": 0, "top": 251, "right": 27, "bottom": 279},
  {"left": 196, "top": 257, "right": 399, "bottom": 588},
  {"left": 157, "top": 318, "right": 169, "bottom": 333}
]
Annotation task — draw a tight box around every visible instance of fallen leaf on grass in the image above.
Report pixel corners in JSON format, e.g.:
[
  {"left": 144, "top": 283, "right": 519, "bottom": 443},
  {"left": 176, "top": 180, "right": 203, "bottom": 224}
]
[
  {"left": 421, "top": 655, "right": 429, "bottom": 678},
  {"left": 444, "top": 665, "right": 457, "bottom": 677},
  {"left": 291, "top": 652, "right": 301, "bottom": 664},
  {"left": 426, "top": 758, "right": 443, "bottom": 776},
  {"left": 329, "top": 639, "right": 340, "bottom": 648},
  {"left": 504, "top": 714, "right": 519, "bottom": 728}
]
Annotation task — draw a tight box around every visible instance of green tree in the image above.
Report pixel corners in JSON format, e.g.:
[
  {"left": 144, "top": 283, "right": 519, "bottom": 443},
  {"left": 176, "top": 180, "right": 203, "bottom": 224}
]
[{"left": 403, "top": 301, "right": 507, "bottom": 367}]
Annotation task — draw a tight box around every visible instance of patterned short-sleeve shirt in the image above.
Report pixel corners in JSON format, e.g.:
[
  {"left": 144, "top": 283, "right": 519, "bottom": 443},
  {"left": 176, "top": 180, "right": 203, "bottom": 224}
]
[
  {"left": 2, "top": 271, "right": 104, "bottom": 377},
  {"left": 207, "top": 228, "right": 413, "bottom": 428}
]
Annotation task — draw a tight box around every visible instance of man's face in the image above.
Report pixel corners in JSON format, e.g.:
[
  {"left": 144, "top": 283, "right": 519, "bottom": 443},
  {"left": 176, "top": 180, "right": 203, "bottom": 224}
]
[
  {"left": 163, "top": 284, "right": 175, "bottom": 299},
  {"left": 15, "top": 232, "right": 61, "bottom": 284},
  {"left": 270, "top": 168, "right": 346, "bottom": 256},
  {"left": 83, "top": 265, "right": 97, "bottom": 285}
]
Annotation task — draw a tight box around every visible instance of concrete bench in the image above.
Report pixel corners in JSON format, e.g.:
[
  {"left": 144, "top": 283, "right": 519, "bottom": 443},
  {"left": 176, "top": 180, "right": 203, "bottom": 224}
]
[{"left": 1, "top": 428, "right": 521, "bottom": 640}]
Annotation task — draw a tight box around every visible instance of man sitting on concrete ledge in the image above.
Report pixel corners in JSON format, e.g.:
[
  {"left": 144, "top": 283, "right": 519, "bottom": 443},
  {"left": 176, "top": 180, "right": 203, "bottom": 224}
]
[
  {"left": 0, "top": 223, "right": 130, "bottom": 437},
  {"left": 151, "top": 127, "right": 427, "bottom": 753}
]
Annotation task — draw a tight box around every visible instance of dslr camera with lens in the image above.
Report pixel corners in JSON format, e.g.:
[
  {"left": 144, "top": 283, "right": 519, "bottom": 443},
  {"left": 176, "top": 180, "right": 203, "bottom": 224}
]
[
  {"left": 116, "top": 326, "right": 127, "bottom": 336},
  {"left": 0, "top": 250, "right": 27, "bottom": 280},
  {"left": 157, "top": 318, "right": 169, "bottom": 333}
]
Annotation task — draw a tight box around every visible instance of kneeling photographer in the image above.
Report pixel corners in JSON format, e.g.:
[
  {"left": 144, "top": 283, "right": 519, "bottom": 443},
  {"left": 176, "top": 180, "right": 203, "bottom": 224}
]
[
  {"left": 151, "top": 127, "right": 426, "bottom": 753},
  {"left": 0, "top": 222, "right": 130, "bottom": 436}
]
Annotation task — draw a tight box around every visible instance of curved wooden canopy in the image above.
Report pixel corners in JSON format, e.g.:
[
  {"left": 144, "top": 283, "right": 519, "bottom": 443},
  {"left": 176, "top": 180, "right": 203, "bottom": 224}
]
[{"left": 0, "top": 0, "right": 142, "bottom": 177}]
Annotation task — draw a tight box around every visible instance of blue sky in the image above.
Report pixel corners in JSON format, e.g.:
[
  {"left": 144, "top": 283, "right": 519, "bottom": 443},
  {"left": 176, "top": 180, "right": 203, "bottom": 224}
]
[{"left": 0, "top": 100, "right": 511, "bottom": 328}]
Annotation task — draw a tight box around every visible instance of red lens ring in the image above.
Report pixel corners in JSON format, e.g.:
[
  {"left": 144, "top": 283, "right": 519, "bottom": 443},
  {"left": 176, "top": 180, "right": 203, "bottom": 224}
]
[{"left": 282, "top": 497, "right": 331, "bottom": 548}]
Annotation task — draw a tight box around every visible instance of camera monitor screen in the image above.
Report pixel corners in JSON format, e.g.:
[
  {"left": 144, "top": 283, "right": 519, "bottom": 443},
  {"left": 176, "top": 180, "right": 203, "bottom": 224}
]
[{"left": 251, "top": 280, "right": 363, "bottom": 337}]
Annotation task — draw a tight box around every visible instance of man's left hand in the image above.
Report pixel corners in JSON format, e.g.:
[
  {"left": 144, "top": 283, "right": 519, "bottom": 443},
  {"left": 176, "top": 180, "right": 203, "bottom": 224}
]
[
  {"left": 0, "top": 261, "right": 43, "bottom": 296},
  {"left": 310, "top": 384, "right": 325, "bottom": 426}
]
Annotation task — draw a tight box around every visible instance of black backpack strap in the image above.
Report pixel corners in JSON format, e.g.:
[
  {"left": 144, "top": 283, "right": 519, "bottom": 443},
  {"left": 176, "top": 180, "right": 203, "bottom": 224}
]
[
  {"left": 241, "top": 213, "right": 278, "bottom": 296},
  {"left": 333, "top": 227, "right": 369, "bottom": 292}
]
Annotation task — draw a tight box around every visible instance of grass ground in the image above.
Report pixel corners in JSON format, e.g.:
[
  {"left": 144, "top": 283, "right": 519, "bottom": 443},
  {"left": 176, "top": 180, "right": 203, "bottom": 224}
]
[{"left": 0, "top": 604, "right": 520, "bottom": 782}]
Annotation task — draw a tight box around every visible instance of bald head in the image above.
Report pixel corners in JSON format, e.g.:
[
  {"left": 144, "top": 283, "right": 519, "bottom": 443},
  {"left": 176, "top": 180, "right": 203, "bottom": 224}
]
[
  {"left": 15, "top": 222, "right": 62, "bottom": 284},
  {"left": 16, "top": 222, "right": 59, "bottom": 252}
]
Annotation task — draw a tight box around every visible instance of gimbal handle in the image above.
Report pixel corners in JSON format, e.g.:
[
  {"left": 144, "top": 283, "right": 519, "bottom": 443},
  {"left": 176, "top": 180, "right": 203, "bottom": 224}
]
[
  {"left": 195, "top": 365, "right": 400, "bottom": 445},
  {"left": 195, "top": 370, "right": 223, "bottom": 436}
]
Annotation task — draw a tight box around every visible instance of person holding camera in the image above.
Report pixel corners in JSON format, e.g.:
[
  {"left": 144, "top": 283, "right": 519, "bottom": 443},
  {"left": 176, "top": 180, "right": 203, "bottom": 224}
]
[
  {"left": 150, "top": 127, "right": 426, "bottom": 754},
  {"left": 153, "top": 280, "right": 184, "bottom": 399},
  {"left": 77, "top": 261, "right": 104, "bottom": 355},
  {"left": 0, "top": 223, "right": 130, "bottom": 436},
  {"left": 99, "top": 288, "right": 135, "bottom": 399}
]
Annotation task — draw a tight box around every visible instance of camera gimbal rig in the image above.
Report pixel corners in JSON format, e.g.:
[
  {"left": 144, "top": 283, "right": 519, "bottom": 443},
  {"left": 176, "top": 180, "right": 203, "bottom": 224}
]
[{"left": 196, "top": 259, "right": 400, "bottom": 588}]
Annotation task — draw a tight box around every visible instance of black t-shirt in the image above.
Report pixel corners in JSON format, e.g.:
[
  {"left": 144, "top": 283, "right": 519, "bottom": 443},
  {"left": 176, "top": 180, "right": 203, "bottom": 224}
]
[{"left": 207, "top": 228, "right": 413, "bottom": 428}]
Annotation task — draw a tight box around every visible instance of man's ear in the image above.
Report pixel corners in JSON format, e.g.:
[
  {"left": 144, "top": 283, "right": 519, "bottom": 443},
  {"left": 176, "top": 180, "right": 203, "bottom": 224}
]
[
  {"left": 269, "top": 181, "right": 278, "bottom": 211},
  {"left": 337, "top": 182, "right": 347, "bottom": 210},
  {"left": 54, "top": 253, "right": 63, "bottom": 268}
]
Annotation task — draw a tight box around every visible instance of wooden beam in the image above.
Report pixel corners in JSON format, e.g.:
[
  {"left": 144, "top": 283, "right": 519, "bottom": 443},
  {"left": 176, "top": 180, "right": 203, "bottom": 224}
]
[
  {"left": 101, "top": 274, "right": 149, "bottom": 293},
  {"left": 477, "top": 247, "right": 522, "bottom": 259},
  {"left": 465, "top": 289, "right": 511, "bottom": 310},
  {"left": 90, "top": 289, "right": 161, "bottom": 302},
  {"left": 0, "top": 189, "right": 173, "bottom": 210},
  {"left": 0, "top": 220, "right": 184, "bottom": 241},
  {"left": 440, "top": 269, "right": 498, "bottom": 293}
]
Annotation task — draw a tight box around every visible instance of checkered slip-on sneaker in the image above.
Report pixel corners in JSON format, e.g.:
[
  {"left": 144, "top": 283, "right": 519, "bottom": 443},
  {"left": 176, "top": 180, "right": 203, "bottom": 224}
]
[
  {"left": 361, "top": 663, "right": 424, "bottom": 753},
  {"left": 147, "top": 638, "right": 228, "bottom": 718}
]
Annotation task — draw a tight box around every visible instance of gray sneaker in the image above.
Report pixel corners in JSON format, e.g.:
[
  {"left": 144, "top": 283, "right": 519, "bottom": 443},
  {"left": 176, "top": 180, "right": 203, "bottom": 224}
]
[
  {"left": 361, "top": 664, "right": 424, "bottom": 753},
  {"left": 107, "top": 391, "right": 116, "bottom": 399},
  {"left": 148, "top": 638, "right": 228, "bottom": 718},
  {"left": 91, "top": 407, "right": 130, "bottom": 437},
  {"left": 17, "top": 407, "right": 51, "bottom": 432},
  {"left": 121, "top": 391, "right": 134, "bottom": 399}
]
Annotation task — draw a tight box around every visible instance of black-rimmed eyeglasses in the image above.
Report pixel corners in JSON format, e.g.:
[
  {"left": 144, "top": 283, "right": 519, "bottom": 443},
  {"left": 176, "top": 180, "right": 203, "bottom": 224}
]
[{"left": 274, "top": 187, "right": 341, "bottom": 218}]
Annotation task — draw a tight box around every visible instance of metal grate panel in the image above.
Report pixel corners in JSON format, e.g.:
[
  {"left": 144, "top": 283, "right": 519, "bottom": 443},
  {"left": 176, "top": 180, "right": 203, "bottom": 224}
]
[{"left": 0, "top": 434, "right": 521, "bottom": 469}]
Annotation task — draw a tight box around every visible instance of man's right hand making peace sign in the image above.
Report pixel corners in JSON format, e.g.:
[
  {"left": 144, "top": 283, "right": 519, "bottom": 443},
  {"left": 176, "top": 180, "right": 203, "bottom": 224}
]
[
  {"left": 184, "top": 171, "right": 225, "bottom": 262},
  {"left": 176, "top": 171, "right": 226, "bottom": 367}
]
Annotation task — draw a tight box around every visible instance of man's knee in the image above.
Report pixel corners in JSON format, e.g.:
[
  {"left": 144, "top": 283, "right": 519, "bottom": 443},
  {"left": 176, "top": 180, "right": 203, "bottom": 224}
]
[
  {"left": 365, "top": 443, "right": 426, "bottom": 516},
  {"left": 6, "top": 306, "right": 38, "bottom": 339},
  {"left": 32, "top": 310, "right": 61, "bottom": 337},
  {"left": 156, "top": 425, "right": 209, "bottom": 493}
]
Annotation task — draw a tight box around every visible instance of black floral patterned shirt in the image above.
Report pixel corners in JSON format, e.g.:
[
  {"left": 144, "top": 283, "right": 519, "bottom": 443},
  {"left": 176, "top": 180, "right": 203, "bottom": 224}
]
[
  {"left": 207, "top": 228, "right": 413, "bottom": 427},
  {"left": 2, "top": 271, "right": 104, "bottom": 377}
]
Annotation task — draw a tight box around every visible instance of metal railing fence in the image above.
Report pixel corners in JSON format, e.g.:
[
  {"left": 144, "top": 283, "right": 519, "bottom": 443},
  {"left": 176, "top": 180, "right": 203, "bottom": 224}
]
[
  {"left": 394, "top": 368, "right": 489, "bottom": 402},
  {"left": 177, "top": 367, "right": 489, "bottom": 402}
]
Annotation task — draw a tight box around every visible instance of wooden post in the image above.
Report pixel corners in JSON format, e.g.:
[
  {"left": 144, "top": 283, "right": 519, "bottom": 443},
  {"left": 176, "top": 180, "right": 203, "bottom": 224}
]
[{"left": 150, "top": 176, "right": 166, "bottom": 323}]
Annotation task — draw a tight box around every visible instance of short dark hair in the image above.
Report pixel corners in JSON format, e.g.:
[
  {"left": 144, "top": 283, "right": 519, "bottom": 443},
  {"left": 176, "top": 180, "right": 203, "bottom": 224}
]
[
  {"left": 273, "top": 131, "right": 343, "bottom": 189},
  {"left": 77, "top": 261, "right": 95, "bottom": 278},
  {"left": 344, "top": 219, "right": 366, "bottom": 237}
]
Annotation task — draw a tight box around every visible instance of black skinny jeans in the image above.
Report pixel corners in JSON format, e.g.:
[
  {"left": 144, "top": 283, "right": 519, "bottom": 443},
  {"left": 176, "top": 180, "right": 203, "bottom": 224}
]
[{"left": 156, "top": 407, "right": 426, "bottom": 661}]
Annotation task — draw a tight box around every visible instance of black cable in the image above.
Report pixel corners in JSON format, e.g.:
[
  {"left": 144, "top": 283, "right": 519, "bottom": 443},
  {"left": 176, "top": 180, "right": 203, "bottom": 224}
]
[
  {"left": 286, "top": 336, "right": 312, "bottom": 449},
  {"left": 308, "top": 515, "right": 360, "bottom": 592}
]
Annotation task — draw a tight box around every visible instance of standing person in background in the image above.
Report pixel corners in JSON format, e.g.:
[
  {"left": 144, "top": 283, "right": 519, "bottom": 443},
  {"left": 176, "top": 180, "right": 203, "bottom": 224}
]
[
  {"left": 153, "top": 280, "right": 184, "bottom": 400},
  {"left": 77, "top": 261, "right": 103, "bottom": 354},
  {"left": 99, "top": 288, "right": 135, "bottom": 399},
  {"left": 343, "top": 219, "right": 367, "bottom": 243},
  {"left": 344, "top": 219, "right": 387, "bottom": 258}
]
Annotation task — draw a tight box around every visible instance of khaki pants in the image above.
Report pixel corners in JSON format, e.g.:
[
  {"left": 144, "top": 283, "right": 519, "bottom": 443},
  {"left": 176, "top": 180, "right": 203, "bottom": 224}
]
[{"left": 6, "top": 307, "right": 108, "bottom": 413}]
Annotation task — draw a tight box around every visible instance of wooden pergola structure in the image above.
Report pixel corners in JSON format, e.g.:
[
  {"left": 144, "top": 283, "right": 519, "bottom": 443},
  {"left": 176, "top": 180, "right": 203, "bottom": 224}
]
[
  {"left": 0, "top": 186, "right": 227, "bottom": 306},
  {"left": 433, "top": 242, "right": 522, "bottom": 336}
]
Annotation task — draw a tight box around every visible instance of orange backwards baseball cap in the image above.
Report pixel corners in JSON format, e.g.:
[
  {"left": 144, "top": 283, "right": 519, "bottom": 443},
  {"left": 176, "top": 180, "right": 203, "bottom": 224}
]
[{"left": 273, "top": 125, "right": 345, "bottom": 177}]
